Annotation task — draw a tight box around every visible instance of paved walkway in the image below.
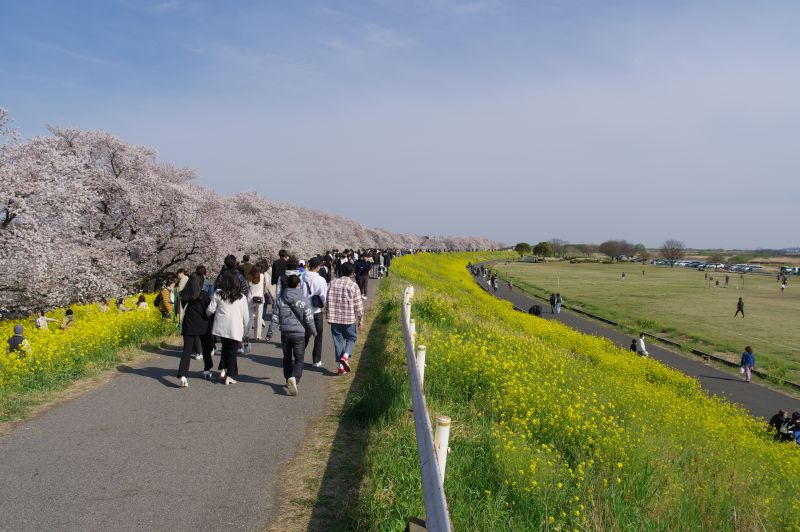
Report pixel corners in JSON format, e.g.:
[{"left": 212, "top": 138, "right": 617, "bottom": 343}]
[
  {"left": 473, "top": 266, "right": 800, "bottom": 420},
  {"left": 0, "top": 282, "right": 377, "bottom": 532}
]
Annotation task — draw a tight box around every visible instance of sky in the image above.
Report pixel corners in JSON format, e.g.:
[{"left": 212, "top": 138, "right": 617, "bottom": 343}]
[{"left": 1, "top": 0, "right": 799, "bottom": 249}]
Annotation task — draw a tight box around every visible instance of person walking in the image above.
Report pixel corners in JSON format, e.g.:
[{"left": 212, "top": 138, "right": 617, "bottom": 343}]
[
  {"left": 354, "top": 255, "right": 371, "bottom": 300},
  {"left": 245, "top": 265, "right": 266, "bottom": 352},
  {"left": 275, "top": 257, "right": 302, "bottom": 303},
  {"left": 215, "top": 255, "right": 250, "bottom": 298},
  {"left": 326, "top": 262, "right": 364, "bottom": 376},
  {"left": 266, "top": 275, "right": 316, "bottom": 396},
  {"left": 271, "top": 249, "right": 288, "bottom": 298},
  {"left": 240, "top": 254, "right": 253, "bottom": 277},
  {"left": 554, "top": 293, "right": 563, "bottom": 314},
  {"left": 176, "top": 272, "right": 213, "bottom": 387},
  {"left": 549, "top": 293, "right": 556, "bottom": 314},
  {"left": 734, "top": 297, "right": 745, "bottom": 318},
  {"left": 303, "top": 257, "right": 328, "bottom": 367},
  {"left": 207, "top": 272, "right": 249, "bottom": 385},
  {"left": 175, "top": 268, "right": 189, "bottom": 322},
  {"left": 740, "top": 345, "right": 755, "bottom": 383},
  {"left": 635, "top": 333, "right": 649, "bottom": 357}
]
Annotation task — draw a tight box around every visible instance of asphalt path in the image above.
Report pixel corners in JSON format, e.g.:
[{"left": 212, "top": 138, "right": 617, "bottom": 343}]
[
  {"left": 473, "top": 267, "right": 800, "bottom": 420},
  {"left": 0, "top": 281, "right": 377, "bottom": 532}
]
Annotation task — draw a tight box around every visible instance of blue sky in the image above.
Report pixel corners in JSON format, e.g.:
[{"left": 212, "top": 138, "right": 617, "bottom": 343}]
[{"left": 2, "top": 0, "right": 799, "bottom": 249}]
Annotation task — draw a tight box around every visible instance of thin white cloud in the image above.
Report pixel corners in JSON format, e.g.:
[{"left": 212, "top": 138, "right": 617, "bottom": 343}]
[
  {"left": 430, "top": 0, "right": 506, "bottom": 16},
  {"left": 37, "top": 42, "right": 117, "bottom": 67},
  {"left": 364, "top": 23, "right": 417, "bottom": 50}
]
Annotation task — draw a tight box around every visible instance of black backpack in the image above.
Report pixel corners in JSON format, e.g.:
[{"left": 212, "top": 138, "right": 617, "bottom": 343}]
[{"left": 153, "top": 292, "right": 163, "bottom": 308}]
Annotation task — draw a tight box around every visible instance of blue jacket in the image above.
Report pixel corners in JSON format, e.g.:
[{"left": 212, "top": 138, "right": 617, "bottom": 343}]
[{"left": 740, "top": 351, "right": 755, "bottom": 367}]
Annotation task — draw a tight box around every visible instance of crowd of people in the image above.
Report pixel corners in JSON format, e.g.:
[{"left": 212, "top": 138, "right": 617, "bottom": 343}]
[
  {"left": 5, "top": 247, "right": 400, "bottom": 397},
  {"left": 156, "top": 248, "right": 398, "bottom": 393}
]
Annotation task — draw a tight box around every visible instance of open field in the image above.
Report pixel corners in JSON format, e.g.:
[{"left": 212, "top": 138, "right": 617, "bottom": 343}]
[{"left": 494, "top": 261, "right": 800, "bottom": 382}]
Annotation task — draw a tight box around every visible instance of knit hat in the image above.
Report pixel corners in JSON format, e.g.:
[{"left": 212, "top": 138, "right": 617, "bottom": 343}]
[{"left": 13, "top": 324, "right": 23, "bottom": 335}]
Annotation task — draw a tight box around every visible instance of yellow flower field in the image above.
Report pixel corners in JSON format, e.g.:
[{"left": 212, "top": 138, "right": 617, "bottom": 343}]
[
  {"left": 0, "top": 295, "right": 173, "bottom": 395},
  {"left": 379, "top": 252, "right": 800, "bottom": 530}
]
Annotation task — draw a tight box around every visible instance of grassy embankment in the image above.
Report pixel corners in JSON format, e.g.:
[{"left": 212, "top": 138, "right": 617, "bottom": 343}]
[
  {"left": 0, "top": 295, "right": 174, "bottom": 422},
  {"left": 494, "top": 261, "right": 800, "bottom": 383},
  {"left": 336, "top": 252, "right": 800, "bottom": 530}
]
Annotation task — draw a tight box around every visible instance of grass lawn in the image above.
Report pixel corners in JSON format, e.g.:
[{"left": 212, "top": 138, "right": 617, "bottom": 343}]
[{"left": 494, "top": 261, "right": 800, "bottom": 382}]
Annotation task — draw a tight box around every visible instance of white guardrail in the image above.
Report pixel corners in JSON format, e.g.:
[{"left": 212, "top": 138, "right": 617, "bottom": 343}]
[{"left": 402, "top": 286, "right": 453, "bottom": 532}]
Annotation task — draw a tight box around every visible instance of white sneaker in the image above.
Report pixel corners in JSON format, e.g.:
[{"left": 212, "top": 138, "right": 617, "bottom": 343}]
[
  {"left": 179, "top": 376, "right": 188, "bottom": 388},
  {"left": 191, "top": 353, "right": 202, "bottom": 360},
  {"left": 312, "top": 361, "right": 322, "bottom": 368},
  {"left": 210, "top": 347, "right": 216, "bottom": 356},
  {"left": 287, "top": 377, "right": 298, "bottom": 396},
  {"left": 219, "top": 369, "right": 227, "bottom": 380},
  {"left": 237, "top": 346, "right": 244, "bottom": 354}
]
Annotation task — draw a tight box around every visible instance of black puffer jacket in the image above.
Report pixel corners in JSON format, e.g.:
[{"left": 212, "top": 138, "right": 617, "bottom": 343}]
[{"left": 181, "top": 292, "right": 211, "bottom": 336}]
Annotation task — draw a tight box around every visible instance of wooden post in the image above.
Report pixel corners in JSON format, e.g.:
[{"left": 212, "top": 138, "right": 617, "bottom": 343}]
[{"left": 409, "top": 319, "right": 416, "bottom": 351}]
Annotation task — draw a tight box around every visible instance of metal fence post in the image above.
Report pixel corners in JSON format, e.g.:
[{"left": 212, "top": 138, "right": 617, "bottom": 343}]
[
  {"left": 409, "top": 319, "right": 416, "bottom": 351},
  {"left": 417, "top": 345, "right": 426, "bottom": 385},
  {"left": 434, "top": 416, "right": 451, "bottom": 486}
]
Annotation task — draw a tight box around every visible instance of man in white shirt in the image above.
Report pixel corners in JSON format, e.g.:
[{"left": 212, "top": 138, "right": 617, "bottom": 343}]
[
  {"left": 303, "top": 257, "right": 328, "bottom": 367},
  {"left": 636, "top": 333, "right": 649, "bottom": 357}
]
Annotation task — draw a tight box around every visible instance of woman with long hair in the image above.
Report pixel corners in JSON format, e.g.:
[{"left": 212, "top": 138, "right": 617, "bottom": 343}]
[
  {"left": 207, "top": 272, "right": 249, "bottom": 385},
  {"left": 246, "top": 265, "right": 265, "bottom": 348},
  {"left": 176, "top": 272, "right": 212, "bottom": 387}
]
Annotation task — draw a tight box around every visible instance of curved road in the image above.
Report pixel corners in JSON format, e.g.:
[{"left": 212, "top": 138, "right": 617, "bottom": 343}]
[
  {"left": 0, "top": 281, "right": 377, "bottom": 531},
  {"left": 473, "top": 266, "right": 799, "bottom": 420}
]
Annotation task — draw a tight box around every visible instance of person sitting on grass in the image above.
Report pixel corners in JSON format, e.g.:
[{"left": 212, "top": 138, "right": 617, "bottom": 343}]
[
  {"left": 136, "top": 295, "right": 149, "bottom": 310},
  {"left": 117, "top": 297, "right": 133, "bottom": 313},
  {"left": 60, "top": 309, "right": 75, "bottom": 330},
  {"left": 7, "top": 324, "right": 31, "bottom": 354},
  {"left": 769, "top": 410, "right": 793, "bottom": 442},
  {"left": 34, "top": 311, "right": 58, "bottom": 330}
]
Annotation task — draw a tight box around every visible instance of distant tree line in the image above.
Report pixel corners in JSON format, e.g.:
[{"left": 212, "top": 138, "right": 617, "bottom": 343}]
[{"left": 513, "top": 237, "right": 687, "bottom": 263}]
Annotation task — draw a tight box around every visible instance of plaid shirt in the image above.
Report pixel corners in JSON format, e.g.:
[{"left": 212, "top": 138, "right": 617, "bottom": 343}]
[{"left": 326, "top": 276, "right": 363, "bottom": 325}]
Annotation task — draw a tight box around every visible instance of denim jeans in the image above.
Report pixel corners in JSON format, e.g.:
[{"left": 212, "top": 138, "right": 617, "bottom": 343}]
[{"left": 330, "top": 323, "right": 357, "bottom": 363}]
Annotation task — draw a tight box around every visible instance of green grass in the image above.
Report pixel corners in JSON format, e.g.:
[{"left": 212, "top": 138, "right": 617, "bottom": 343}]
[
  {"left": 495, "top": 261, "right": 800, "bottom": 382},
  {"left": 343, "top": 276, "right": 542, "bottom": 530},
  {"left": 343, "top": 253, "right": 800, "bottom": 530}
]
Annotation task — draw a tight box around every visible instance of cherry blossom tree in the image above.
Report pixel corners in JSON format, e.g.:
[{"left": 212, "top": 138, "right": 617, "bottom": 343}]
[{"left": 0, "top": 111, "right": 503, "bottom": 315}]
